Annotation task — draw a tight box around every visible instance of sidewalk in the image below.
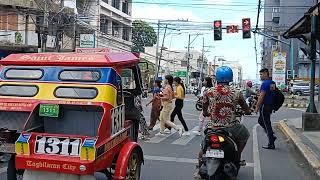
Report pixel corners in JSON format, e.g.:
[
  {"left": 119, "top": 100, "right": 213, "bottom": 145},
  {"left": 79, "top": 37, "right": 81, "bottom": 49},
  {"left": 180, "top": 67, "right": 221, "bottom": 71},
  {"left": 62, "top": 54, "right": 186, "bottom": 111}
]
[{"left": 277, "top": 117, "right": 320, "bottom": 177}]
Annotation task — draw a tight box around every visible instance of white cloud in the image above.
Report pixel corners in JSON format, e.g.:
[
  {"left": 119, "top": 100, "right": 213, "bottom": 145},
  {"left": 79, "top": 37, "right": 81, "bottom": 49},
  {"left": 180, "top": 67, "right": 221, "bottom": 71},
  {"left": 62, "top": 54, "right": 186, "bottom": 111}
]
[{"left": 132, "top": 4, "right": 202, "bottom": 22}]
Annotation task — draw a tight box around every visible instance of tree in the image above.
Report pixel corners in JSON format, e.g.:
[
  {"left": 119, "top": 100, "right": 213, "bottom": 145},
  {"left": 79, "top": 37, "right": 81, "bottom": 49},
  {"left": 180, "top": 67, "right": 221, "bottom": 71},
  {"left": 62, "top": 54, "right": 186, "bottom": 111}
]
[{"left": 132, "top": 20, "right": 157, "bottom": 53}]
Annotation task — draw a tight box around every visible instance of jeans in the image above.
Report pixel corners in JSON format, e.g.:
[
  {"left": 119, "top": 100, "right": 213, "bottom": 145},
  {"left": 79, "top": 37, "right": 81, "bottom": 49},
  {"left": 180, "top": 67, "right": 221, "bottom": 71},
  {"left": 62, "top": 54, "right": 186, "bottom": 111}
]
[{"left": 258, "top": 105, "right": 275, "bottom": 145}]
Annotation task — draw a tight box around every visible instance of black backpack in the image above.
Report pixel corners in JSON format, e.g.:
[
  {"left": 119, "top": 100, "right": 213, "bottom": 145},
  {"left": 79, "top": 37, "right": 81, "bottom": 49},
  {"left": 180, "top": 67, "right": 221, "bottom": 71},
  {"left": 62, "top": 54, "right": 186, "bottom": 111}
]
[{"left": 272, "top": 82, "right": 285, "bottom": 112}]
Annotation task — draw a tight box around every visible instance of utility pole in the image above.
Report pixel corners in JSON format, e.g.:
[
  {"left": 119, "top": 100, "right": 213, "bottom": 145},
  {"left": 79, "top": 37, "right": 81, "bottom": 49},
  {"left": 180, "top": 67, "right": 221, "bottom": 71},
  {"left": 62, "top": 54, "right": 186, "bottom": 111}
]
[
  {"left": 41, "top": 0, "right": 48, "bottom": 52},
  {"left": 154, "top": 20, "right": 160, "bottom": 80},
  {"left": 186, "top": 34, "right": 191, "bottom": 89},
  {"left": 157, "top": 24, "right": 168, "bottom": 78},
  {"left": 198, "top": 37, "right": 205, "bottom": 90},
  {"left": 55, "top": 0, "right": 64, "bottom": 52}
]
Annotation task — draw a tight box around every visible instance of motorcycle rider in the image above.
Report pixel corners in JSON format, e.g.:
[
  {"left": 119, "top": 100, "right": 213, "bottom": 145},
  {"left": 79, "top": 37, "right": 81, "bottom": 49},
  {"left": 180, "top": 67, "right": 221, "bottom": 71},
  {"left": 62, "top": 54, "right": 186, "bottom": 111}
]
[
  {"left": 194, "top": 66, "right": 251, "bottom": 179},
  {"left": 244, "top": 81, "right": 256, "bottom": 107}
]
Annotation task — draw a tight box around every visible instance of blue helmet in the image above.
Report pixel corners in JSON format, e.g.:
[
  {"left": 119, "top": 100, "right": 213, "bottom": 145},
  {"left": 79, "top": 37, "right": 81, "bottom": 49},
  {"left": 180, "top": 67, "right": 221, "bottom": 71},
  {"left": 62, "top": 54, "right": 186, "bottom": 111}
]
[{"left": 216, "top": 66, "right": 233, "bottom": 83}]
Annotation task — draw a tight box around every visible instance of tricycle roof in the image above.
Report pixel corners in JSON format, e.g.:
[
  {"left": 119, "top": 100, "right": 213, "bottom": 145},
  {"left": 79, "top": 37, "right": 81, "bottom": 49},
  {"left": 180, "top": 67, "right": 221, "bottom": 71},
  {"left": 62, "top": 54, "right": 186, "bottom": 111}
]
[{"left": 0, "top": 52, "right": 139, "bottom": 67}]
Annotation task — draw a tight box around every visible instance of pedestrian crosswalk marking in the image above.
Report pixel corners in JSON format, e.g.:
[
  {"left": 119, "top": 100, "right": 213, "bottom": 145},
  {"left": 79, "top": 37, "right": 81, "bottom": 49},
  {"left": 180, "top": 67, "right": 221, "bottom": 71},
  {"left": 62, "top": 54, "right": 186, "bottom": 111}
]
[
  {"left": 171, "top": 126, "right": 199, "bottom": 145},
  {"left": 147, "top": 125, "right": 186, "bottom": 143}
]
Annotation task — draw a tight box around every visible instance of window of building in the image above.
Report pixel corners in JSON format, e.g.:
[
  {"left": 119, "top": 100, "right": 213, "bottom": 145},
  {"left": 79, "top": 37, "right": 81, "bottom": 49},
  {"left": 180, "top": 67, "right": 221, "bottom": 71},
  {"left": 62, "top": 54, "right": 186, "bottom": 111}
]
[
  {"left": 122, "top": 27, "right": 130, "bottom": 41},
  {"left": 122, "top": 1, "right": 129, "bottom": 14},
  {"left": 112, "top": 0, "right": 120, "bottom": 9},
  {"left": 112, "top": 21, "right": 119, "bottom": 37},
  {"left": 0, "top": 10, "right": 18, "bottom": 30},
  {"left": 100, "top": 16, "right": 108, "bottom": 34}
]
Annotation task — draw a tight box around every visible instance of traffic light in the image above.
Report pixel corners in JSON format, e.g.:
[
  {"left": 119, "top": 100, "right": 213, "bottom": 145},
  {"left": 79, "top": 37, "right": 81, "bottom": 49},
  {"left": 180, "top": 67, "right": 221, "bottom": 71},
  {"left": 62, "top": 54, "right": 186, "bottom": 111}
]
[
  {"left": 226, "top": 25, "right": 239, "bottom": 33},
  {"left": 287, "top": 70, "right": 291, "bottom": 79},
  {"left": 214, "top": 20, "right": 222, "bottom": 40},
  {"left": 242, "top": 18, "right": 251, "bottom": 39}
]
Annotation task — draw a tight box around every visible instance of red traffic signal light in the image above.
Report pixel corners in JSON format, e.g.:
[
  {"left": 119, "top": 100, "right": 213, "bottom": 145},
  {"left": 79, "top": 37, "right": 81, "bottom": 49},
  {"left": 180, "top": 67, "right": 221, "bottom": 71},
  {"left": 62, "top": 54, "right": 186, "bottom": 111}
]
[
  {"left": 214, "top": 20, "right": 222, "bottom": 40},
  {"left": 242, "top": 18, "right": 251, "bottom": 39},
  {"left": 214, "top": 21, "right": 221, "bottom": 28}
]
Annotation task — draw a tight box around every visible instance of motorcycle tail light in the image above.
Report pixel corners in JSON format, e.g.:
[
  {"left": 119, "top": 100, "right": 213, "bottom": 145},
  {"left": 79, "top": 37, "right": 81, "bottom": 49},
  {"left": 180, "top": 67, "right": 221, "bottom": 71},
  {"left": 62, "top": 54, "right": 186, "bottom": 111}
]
[
  {"left": 211, "top": 143, "right": 221, "bottom": 148},
  {"left": 210, "top": 135, "right": 219, "bottom": 143}
]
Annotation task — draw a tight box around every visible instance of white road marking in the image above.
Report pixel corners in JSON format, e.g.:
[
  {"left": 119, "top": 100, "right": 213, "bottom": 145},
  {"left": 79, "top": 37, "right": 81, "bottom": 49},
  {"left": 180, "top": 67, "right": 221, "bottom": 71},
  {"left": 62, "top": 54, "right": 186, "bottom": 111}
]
[
  {"left": 144, "top": 155, "right": 254, "bottom": 168},
  {"left": 144, "top": 155, "right": 197, "bottom": 163},
  {"left": 253, "top": 124, "right": 262, "bottom": 180},
  {"left": 147, "top": 127, "right": 179, "bottom": 143},
  {"left": 0, "top": 167, "right": 6, "bottom": 174},
  {"left": 171, "top": 126, "right": 199, "bottom": 145},
  {"left": 182, "top": 112, "right": 200, "bottom": 117}
]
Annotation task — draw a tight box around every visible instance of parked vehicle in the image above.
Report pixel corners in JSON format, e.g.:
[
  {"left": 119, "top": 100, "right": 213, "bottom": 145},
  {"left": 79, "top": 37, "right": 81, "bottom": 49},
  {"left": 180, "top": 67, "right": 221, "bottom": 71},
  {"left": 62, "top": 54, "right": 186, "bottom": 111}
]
[
  {"left": 290, "top": 81, "right": 319, "bottom": 96},
  {"left": 0, "top": 52, "right": 144, "bottom": 180}
]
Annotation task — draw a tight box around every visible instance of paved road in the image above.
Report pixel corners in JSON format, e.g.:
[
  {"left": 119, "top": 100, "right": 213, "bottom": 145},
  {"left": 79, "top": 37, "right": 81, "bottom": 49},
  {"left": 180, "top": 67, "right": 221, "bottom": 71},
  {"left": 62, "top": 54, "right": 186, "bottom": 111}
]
[
  {"left": 139, "top": 95, "right": 318, "bottom": 180},
  {"left": 0, "top": 95, "right": 318, "bottom": 180}
]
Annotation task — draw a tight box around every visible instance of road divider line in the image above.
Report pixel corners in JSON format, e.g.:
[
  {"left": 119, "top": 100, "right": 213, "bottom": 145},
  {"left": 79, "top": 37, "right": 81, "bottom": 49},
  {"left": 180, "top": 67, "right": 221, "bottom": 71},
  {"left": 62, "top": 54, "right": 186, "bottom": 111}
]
[
  {"left": 171, "top": 126, "right": 199, "bottom": 145},
  {"left": 253, "top": 124, "right": 262, "bottom": 180}
]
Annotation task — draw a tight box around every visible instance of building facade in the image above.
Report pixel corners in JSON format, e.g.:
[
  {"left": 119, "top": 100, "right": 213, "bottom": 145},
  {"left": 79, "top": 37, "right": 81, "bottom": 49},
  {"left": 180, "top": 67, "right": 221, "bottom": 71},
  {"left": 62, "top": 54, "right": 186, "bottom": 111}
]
[
  {"left": 78, "top": 0, "right": 132, "bottom": 52},
  {"left": 222, "top": 61, "right": 243, "bottom": 87},
  {"left": 262, "top": 0, "right": 314, "bottom": 78},
  {"left": 141, "top": 47, "right": 208, "bottom": 86}
]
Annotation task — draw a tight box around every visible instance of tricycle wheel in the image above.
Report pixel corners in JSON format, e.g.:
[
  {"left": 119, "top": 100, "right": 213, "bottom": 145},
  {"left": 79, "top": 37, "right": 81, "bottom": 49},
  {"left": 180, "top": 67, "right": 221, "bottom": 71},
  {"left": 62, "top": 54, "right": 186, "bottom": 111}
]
[
  {"left": 7, "top": 154, "right": 24, "bottom": 180},
  {"left": 125, "top": 150, "right": 142, "bottom": 180}
]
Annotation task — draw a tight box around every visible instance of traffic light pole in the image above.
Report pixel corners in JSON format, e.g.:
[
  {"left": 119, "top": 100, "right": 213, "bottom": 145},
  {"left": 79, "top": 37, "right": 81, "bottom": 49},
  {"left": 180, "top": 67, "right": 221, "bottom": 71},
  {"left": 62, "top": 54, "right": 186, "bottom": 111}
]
[{"left": 307, "top": 15, "right": 318, "bottom": 113}]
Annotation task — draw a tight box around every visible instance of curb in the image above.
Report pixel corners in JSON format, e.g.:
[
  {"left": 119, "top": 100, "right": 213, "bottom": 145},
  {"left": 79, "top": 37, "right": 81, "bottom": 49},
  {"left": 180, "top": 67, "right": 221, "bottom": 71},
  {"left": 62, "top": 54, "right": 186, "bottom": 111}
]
[
  {"left": 283, "top": 103, "right": 308, "bottom": 108},
  {"left": 277, "top": 120, "right": 320, "bottom": 177}
]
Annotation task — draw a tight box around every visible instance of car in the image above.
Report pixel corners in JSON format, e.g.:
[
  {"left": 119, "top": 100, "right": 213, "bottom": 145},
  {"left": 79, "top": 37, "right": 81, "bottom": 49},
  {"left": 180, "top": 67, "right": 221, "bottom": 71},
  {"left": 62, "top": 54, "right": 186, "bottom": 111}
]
[{"left": 290, "top": 81, "right": 319, "bottom": 96}]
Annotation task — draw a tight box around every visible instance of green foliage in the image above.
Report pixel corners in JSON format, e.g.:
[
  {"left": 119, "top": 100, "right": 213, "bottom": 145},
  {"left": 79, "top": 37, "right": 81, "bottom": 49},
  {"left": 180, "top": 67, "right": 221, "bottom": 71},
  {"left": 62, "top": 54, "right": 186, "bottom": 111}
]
[{"left": 132, "top": 20, "right": 157, "bottom": 53}]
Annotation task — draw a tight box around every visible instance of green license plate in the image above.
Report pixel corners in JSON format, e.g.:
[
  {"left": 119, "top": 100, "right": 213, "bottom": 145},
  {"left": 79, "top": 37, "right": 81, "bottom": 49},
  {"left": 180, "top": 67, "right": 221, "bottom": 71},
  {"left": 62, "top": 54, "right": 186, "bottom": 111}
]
[{"left": 39, "top": 104, "right": 59, "bottom": 117}]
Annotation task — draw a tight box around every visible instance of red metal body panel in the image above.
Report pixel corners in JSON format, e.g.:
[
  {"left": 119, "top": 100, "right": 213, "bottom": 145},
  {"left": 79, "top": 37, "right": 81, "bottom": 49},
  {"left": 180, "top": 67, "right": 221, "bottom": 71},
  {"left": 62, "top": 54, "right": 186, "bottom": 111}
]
[
  {"left": 113, "top": 142, "right": 143, "bottom": 180},
  {"left": 0, "top": 52, "right": 139, "bottom": 67}
]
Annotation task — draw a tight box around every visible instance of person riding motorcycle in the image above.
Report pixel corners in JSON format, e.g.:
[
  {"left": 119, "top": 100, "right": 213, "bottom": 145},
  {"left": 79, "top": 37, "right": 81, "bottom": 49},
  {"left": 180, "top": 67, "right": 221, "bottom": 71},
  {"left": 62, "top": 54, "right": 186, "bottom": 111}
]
[
  {"left": 245, "top": 81, "right": 256, "bottom": 105},
  {"left": 194, "top": 66, "right": 251, "bottom": 179}
]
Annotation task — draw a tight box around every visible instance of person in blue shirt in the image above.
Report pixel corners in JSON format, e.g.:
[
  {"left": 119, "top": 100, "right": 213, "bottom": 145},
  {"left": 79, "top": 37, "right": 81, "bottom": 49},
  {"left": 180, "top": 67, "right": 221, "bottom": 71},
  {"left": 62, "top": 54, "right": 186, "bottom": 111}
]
[{"left": 255, "top": 68, "right": 277, "bottom": 149}]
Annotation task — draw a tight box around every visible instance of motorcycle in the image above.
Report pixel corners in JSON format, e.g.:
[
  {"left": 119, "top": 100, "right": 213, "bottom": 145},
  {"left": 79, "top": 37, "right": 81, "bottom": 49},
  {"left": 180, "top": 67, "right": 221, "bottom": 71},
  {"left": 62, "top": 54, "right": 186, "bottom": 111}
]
[
  {"left": 199, "top": 106, "right": 247, "bottom": 180},
  {"left": 246, "top": 95, "right": 258, "bottom": 111},
  {"left": 196, "top": 96, "right": 203, "bottom": 111}
]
